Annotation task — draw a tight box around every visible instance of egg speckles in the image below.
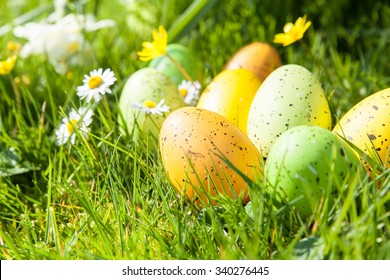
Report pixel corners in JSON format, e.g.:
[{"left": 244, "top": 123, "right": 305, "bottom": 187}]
[
  {"left": 247, "top": 64, "right": 332, "bottom": 157},
  {"left": 333, "top": 87, "right": 390, "bottom": 168},
  {"left": 265, "top": 125, "right": 364, "bottom": 218},
  {"left": 159, "top": 107, "right": 262, "bottom": 206}
]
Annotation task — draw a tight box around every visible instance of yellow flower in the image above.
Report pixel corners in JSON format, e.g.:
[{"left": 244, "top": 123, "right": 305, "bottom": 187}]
[
  {"left": 14, "top": 74, "right": 31, "bottom": 86},
  {"left": 137, "top": 25, "right": 168, "bottom": 61},
  {"left": 273, "top": 15, "right": 312, "bottom": 47},
  {"left": 0, "top": 55, "right": 17, "bottom": 75},
  {"left": 7, "top": 41, "right": 21, "bottom": 54}
]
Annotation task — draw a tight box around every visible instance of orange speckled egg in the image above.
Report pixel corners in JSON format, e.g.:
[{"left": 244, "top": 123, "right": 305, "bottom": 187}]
[
  {"left": 196, "top": 69, "right": 262, "bottom": 134},
  {"left": 224, "top": 42, "right": 281, "bottom": 81},
  {"left": 333, "top": 87, "right": 390, "bottom": 169},
  {"left": 159, "top": 107, "right": 263, "bottom": 206}
]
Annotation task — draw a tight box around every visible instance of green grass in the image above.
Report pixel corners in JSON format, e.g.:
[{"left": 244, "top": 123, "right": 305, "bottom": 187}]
[{"left": 1, "top": 0, "right": 390, "bottom": 260}]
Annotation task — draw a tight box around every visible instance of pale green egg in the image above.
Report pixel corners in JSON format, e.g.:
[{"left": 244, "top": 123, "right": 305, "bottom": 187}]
[
  {"left": 265, "top": 125, "right": 364, "bottom": 218},
  {"left": 247, "top": 64, "right": 332, "bottom": 157},
  {"left": 119, "top": 67, "right": 186, "bottom": 148}
]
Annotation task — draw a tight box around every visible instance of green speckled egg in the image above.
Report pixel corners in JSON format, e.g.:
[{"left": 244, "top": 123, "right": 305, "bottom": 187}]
[
  {"left": 159, "top": 107, "right": 263, "bottom": 206},
  {"left": 119, "top": 68, "right": 185, "bottom": 147},
  {"left": 149, "top": 44, "right": 199, "bottom": 85},
  {"left": 247, "top": 64, "right": 332, "bottom": 157},
  {"left": 265, "top": 125, "right": 364, "bottom": 218}
]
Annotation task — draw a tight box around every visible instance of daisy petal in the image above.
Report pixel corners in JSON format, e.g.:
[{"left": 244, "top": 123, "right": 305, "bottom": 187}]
[{"left": 76, "top": 68, "right": 116, "bottom": 103}]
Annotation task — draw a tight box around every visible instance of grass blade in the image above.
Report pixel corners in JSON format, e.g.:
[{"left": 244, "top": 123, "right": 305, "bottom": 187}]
[{"left": 168, "top": 0, "right": 218, "bottom": 42}]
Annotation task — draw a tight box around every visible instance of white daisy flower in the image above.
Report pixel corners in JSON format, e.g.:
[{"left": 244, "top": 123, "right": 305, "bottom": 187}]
[
  {"left": 131, "top": 99, "right": 170, "bottom": 116},
  {"left": 55, "top": 107, "right": 94, "bottom": 146},
  {"left": 76, "top": 68, "right": 117, "bottom": 103},
  {"left": 178, "top": 80, "right": 201, "bottom": 106}
]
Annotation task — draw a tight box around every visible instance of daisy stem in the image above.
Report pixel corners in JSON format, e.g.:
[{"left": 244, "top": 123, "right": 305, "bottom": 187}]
[
  {"left": 299, "top": 39, "right": 320, "bottom": 67},
  {"left": 166, "top": 53, "right": 193, "bottom": 82},
  {"left": 8, "top": 74, "right": 22, "bottom": 115},
  {"left": 142, "top": 114, "right": 148, "bottom": 133},
  {"left": 37, "top": 101, "right": 47, "bottom": 145},
  {"left": 102, "top": 96, "right": 112, "bottom": 118}
]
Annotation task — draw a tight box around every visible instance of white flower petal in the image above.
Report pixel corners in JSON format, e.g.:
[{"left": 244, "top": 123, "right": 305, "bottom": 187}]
[
  {"left": 179, "top": 80, "right": 201, "bottom": 106},
  {"left": 132, "top": 99, "right": 170, "bottom": 116},
  {"left": 13, "top": 13, "right": 115, "bottom": 73},
  {"left": 55, "top": 107, "right": 94, "bottom": 146},
  {"left": 55, "top": 122, "right": 70, "bottom": 146},
  {"left": 76, "top": 68, "right": 116, "bottom": 103}
]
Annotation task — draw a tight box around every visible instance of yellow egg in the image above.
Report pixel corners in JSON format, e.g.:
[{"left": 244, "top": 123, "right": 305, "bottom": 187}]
[
  {"left": 159, "top": 107, "right": 263, "bottom": 206},
  {"left": 333, "top": 88, "right": 390, "bottom": 169},
  {"left": 223, "top": 42, "right": 281, "bottom": 81},
  {"left": 196, "top": 69, "right": 262, "bottom": 134}
]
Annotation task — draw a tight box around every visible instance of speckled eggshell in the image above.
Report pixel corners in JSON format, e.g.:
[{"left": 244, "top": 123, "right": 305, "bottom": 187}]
[
  {"left": 265, "top": 125, "right": 364, "bottom": 218},
  {"left": 159, "top": 107, "right": 263, "bottom": 206},
  {"left": 247, "top": 64, "right": 332, "bottom": 157},
  {"left": 196, "top": 69, "right": 262, "bottom": 134},
  {"left": 224, "top": 42, "right": 282, "bottom": 82},
  {"left": 119, "top": 68, "right": 186, "bottom": 147},
  {"left": 333, "top": 88, "right": 390, "bottom": 169}
]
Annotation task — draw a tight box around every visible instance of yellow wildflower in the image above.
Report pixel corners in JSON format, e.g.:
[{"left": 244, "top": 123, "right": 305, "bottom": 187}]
[
  {"left": 137, "top": 25, "right": 168, "bottom": 61},
  {"left": 14, "top": 74, "right": 31, "bottom": 86},
  {"left": 7, "top": 41, "right": 21, "bottom": 54},
  {"left": 0, "top": 55, "right": 17, "bottom": 75},
  {"left": 273, "top": 15, "right": 312, "bottom": 47}
]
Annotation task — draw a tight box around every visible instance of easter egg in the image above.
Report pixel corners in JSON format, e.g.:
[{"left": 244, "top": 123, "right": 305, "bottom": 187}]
[
  {"left": 149, "top": 44, "right": 199, "bottom": 85},
  {"left": 159, "top": 107, "right": 263, "bottom": 206},
  {"left": 196, "top": 69, "right": 262, "bottom": 134},
  {"left": 224, "top": 42, "right": 281, "bottom": 81},
  {"left": 333, "top": 88, "right": 390, "bottom": 169},
  {"left": 119, "top": 68, "right": 185, "bottom": 147},
  {"left": 247, "top": 64, "right": 332, "bottom": 157},
  {"left": 265, "top": 125, "right": 364, "bottom": 218}
]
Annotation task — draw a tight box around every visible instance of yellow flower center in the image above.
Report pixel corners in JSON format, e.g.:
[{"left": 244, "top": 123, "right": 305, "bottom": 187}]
[
  {"left": 68, "top": 41, "right": 80, "bottom": 54},
  {"left": 143, "top": 100, "right": 157, "bottom": 108},
  {"left": 66, "top": 71, "right": 73, "bottom": 80},
  {"left": 7, "top": 41, "right": 21, "bottom": 53},
  {"left": 14, "top": 74, "right": 31, "bottom": 86},
  {"left": 88, "top": 76, "right": 103, "bottom": 89},
  {"left": 67, "top": 119, "right": 79, "bottom": 133},
  {"left": 179, "top": 88, "right": 188, "bottom": 97}
]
